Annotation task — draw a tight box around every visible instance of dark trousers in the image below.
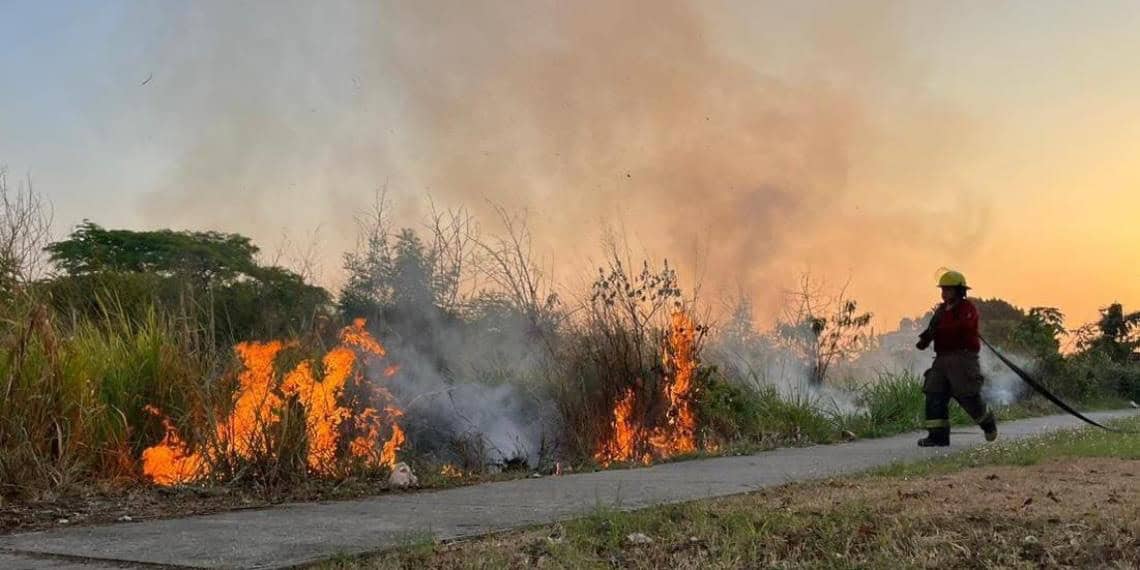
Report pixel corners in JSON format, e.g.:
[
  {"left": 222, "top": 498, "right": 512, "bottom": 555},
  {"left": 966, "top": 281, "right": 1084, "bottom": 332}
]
[{"left": 923, "top": 351, "right": 996, "bottom": 439}]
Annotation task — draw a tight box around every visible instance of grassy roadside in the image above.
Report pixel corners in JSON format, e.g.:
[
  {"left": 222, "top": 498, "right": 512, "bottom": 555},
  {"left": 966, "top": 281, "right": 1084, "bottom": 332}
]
[
  {"left": 874, "top": 414, "right": 1140, "bottom": 478},
  {"left": 341, "top": 415, "right": 1140, "bottom": 569},
  {"left": 1, "top": 391, "right": 1126, "bottom": 536}
]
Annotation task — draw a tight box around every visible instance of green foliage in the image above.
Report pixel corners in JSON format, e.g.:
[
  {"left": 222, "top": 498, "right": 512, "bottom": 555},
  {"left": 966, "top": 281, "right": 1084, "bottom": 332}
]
[
  {"left": 875, "top": 415, "right": 1140, "bottom": 478},
  {"left": 340, "top": 227, "right": 458, "bottom": 322},
  {"left": 1054, "top": 350, "right": 1140, "bottom": 403},
  {"left": 214, "top": 266, "right": 331, "bottom": 340},
  {"left": 1013, "top": 303, "right": 1140, "bottom": 403},
  {"left": 698, "top": 369, "right": 849, "bottom": 445},
  {"left": 697, "top": 368, "right": 1043, "bottom": 450},
  {"left": 750, "top": 384, "right": 840, "bottom": 442},
  {"left": 1009, "top": 307, "right": 1065, "bottom": 358},
  {"left": 41, "top": 223, "right": 330, "bottom": 342},
  {"left": 46, "top": 221, "right": 259, "bottom": 284},
  {"left": 971, "top": 297, "right": 1026, "bottom": 349},
  {"left": 1076, "top": 303, "right": 1140, "bottom": 363},
  {"left": 848, "top": 373, "right": 925, "bottom": 437},
  {"left": 697, "top": 371, "right": 768, "bottom": 442}
]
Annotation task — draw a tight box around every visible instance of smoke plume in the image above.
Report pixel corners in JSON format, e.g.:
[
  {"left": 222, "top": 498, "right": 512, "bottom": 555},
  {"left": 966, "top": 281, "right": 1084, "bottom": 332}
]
[{"left": 131, "top": 1, "right": 984, "bottom": 327}]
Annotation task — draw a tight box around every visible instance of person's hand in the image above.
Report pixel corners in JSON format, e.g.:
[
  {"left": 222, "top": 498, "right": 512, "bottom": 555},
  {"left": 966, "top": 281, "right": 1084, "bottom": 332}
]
[{"left": 916, "top": 333, "right": 932, "bottom": 350}]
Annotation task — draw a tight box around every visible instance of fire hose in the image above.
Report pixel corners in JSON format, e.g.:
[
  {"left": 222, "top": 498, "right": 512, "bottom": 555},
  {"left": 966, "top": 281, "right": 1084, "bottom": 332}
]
[{"left": 979, "top": 335, "right": 1125, "bottom": 433}]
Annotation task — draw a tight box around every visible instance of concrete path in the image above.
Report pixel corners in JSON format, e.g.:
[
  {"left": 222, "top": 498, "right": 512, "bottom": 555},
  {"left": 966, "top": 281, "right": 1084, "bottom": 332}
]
[{"left": 1, "top": 410, "right": 1136, "bottom": 569}]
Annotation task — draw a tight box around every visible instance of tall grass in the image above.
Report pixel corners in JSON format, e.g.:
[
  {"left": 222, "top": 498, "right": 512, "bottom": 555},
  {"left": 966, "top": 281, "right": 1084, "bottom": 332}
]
[
  {"left": 1, "top": 280, "right": 1132, "bottom": 496},
  {"left": 842, "top": 373, "right": 928, "bottom": 437},
  {"left": 0, "top": 299, "right": 219, "bottom": 497},
  {"left": 698, "top": 370, "right": 843, "bottom": 445},
  {"left": 701, "top": 370, "right": 992, "bottom": 447}
]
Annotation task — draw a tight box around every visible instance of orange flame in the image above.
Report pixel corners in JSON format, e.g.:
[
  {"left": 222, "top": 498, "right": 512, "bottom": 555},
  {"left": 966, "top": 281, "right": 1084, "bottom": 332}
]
[
  {"left": 140, "top": 405, "right": 206, "bottom": 486},
  {"left": 141, "top": 319, "right": 406, "bottom": 485},
  {"left": 654, "top": 310, "right": 698, "bottom": 455},
  {"left": 225, "top": 341, "right": 289, "bottom": 458},
  {"left": 379, "top": 406, "right": 406, "bottom": 468},
  {"left": 594, "top": 310, "right": 700, "bottom": 466},
  {"left": 593, "top": 388, "right": 640, "bottom": 466}
]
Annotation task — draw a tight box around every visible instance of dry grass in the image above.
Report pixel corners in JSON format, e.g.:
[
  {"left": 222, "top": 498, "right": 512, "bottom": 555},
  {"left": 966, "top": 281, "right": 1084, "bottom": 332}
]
[
  {"left": 335, "top": 417, "right": 1140, "bottom": 569},
  {"left": 344, "top": 458, "right": 1139, "bottom": 570}
]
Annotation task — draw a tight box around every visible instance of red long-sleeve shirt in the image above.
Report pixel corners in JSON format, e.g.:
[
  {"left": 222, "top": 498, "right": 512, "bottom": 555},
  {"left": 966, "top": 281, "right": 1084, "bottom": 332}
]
[{"left": 933, "top": 299, "right": 981, "bottom": 353}]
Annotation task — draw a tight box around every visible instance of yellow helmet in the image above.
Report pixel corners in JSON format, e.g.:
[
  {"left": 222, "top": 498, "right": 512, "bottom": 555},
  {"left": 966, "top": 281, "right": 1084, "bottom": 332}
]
[{"left": 937, "top": 270, "right": 970, "bottom": 289}]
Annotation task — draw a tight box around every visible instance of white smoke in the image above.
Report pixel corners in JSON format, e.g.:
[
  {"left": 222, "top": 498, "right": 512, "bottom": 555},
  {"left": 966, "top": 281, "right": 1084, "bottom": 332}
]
[
  {"left": 708, "top": 337, "right": 864, "bottom": 416},
  {"left": 364, "top": 313, "right": 557, "bottom": 470},
  {"left": 711, "top": 307, "right": 1034, "bottom": 411},
  {"left": 979, "top": 349, "right": 1030, "bottom": 406}
]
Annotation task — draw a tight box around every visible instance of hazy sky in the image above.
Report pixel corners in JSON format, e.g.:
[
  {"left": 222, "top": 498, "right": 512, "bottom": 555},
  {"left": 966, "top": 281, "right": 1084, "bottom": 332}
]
[{"left": 2, "top": 1, "right": 1138, "bottom": 331}]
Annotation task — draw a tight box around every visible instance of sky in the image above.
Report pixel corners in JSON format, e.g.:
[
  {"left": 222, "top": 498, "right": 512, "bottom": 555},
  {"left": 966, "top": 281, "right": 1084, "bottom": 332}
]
[{"left": 2, "top": 0, "right": 1138, "bottom": 332}]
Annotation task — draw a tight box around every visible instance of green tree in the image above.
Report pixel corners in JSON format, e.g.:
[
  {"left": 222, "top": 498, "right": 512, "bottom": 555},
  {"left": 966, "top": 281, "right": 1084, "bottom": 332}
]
[
  {"left": 46, "top": 221, "right": 259, "bottom": 285},
  {"left": 1010, "top": 307, "right": 1065, "bottom": 359},
  {"left": 340, "top": 228, "right": 451, "bottom": 318},
  {"left": 1076, "top": 303, "right": 1140, "bottom": 362},
  {"left": 390, "top": 229, "right": 439, "bottom": 315},
  {"left": 43, "top": 222, "right": 330, "bottom": 341},
  {"left": 339, "top": 200, "right": 395, "bottom": 321}
]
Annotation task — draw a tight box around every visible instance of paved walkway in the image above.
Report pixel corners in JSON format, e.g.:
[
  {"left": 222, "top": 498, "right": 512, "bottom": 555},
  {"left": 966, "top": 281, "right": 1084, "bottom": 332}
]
[{"left": 1, "top": 410, "right": 1136, "bottom": 569}]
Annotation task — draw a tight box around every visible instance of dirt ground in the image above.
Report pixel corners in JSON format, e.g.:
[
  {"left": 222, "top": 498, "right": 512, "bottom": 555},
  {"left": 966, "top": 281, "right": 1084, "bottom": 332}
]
[
  {"left": 361, "top": 458, "right": 1140, "bottom": 569},
  {"left": 0, "top": 467, "right": 529, "bottom": 535},
  {"left": 0, "top": 476, "right": 397, "bottom": 535}
]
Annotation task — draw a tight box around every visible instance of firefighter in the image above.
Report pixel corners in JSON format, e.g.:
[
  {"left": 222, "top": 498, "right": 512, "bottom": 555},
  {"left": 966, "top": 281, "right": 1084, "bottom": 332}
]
[{"left": 914, "top": 270, "right": 998, "bottom": 447}]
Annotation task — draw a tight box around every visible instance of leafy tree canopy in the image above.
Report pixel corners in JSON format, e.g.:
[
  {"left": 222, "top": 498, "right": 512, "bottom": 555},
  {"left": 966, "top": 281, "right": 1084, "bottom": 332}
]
[
  {"left": 1076, "top": 303, "right": 1140, "bottom": 362},
  {"left": 42, "top": 222, "right": 330, "bottom": 340},
  {"left": 46, "top": 221, "right": 259, "bottom": 284}
]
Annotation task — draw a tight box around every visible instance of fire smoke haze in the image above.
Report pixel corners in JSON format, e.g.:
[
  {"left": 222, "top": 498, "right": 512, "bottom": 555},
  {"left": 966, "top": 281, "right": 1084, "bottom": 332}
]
[{"left": 3, "top": 1, "right": 1140, "bottom": 328}]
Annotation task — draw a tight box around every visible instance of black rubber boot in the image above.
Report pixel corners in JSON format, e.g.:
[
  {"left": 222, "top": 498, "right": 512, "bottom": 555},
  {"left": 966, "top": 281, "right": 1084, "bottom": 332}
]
[
  {"left": 921, "top": 393, "right": 951, "bottom": 447},
  {"left": 979, "top": 414, "right": 998, "bottom": 442},
  {"left": 959, "top": 395, "right": 998, "bottom": 442},
  {"left": 917, "top": 427, "right": 950, "bottom": 447}
]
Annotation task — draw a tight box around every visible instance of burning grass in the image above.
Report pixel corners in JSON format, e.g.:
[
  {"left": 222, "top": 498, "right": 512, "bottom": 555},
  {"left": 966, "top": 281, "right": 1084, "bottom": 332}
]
[
  {"left": 0, "top": 304, "right": 213, "bottom": 497},
  {"left": 1, "top": 232, "right": 1134, "bottom": 533},
  {"left": 0, "top": 293, "right": 1095, "bottom": 504},
  {"left": 593, "top": 311, "right": 701, "bottom": 466},
  {"left": 0, "top": 301, "right": 418, "bottom": 499},
  {"left": 141, "top": 318, "right": 405, "bottom": 486}
]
